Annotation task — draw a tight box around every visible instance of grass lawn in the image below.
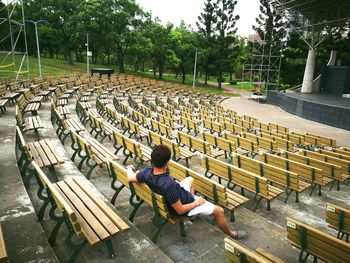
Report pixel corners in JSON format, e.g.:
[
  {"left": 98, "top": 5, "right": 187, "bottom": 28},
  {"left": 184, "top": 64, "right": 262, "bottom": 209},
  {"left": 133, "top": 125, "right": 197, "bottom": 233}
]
[{"left": 0, "top": 55, "right": 240, "bottom": 96}]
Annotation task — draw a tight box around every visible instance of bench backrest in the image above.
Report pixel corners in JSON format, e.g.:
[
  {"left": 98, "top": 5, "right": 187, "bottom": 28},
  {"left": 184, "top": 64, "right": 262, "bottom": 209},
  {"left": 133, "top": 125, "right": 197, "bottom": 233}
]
[
  {"left": 177, "top": 131, "right": 211, "bottom": 155},
  {"left": 286, "top": 217, "right": 350, "bottom": 263},
  {"left": 202, "top": 119, "right": 223, "bottom": 134},
  {"left": 241, "top": 133, "right": 277, "bottom": 151},
  {"left": 224, "top": 238, "right": 284, "bottom": 263},
  {"left": 299, "top": 149, "right": 350, "bottom": 176},
  {"left": 232, "top": 154, "right": 299, "bottom": 191},
  {"left": 201, "top": 155, "right": 269, "bottom": 197},
  {"left": 261, "top": 153, "right": 323, "bottom": 185},
  {"left": 150, "top": 119, "right": 172, "bottom": 138},
  {"left": 112, "top": 130, "right": 145, "bottom": 160},
  {"left": 15, "top": 106, "right": 23, "bottom": 128},
  {"left": 17, "top": 95, "right": 27, "bottom": 110},
  {"left": 325, "top": 203, "right": 350, "bottom": 236},
  {"left": 224, "top": 132, "right": 258, "bottom": 152},
  {"left": 280, "top": 151, "right": 342, "bottom": 180}
]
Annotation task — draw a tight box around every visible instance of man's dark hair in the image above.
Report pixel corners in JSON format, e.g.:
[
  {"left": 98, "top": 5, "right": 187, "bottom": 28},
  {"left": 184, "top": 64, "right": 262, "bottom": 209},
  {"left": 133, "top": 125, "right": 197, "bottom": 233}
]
[{"left": 151, "top": 145, "right": 171, "bottom": 168}]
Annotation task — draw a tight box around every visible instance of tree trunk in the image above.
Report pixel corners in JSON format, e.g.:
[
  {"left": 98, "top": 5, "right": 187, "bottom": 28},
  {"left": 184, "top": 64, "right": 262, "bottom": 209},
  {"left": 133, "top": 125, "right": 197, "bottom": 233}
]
[
  {"left": 107, "top": 50, "right": 111, "bottom": 65},
  {"left": 218, "top": 71, "right": 222, "bottom": 89},
  {"left": 205, "top": 66, "right": 209, "bottom": 86},
  {"left": 158, "top": 60, "right": 163, "bottom": 80},
  {"left": 182, "top": 69, "right": 186, "bottom": 83},
  {"left": 117, "top": 53, "right": 125, "bottom": 73}
]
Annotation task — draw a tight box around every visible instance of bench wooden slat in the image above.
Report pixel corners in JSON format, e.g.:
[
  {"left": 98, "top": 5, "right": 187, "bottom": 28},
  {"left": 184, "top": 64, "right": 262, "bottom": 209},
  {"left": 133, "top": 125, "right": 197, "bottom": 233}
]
[
  {"left": 0, "top": 224, "right": 8, "bottom": 262},
  {"left": 56, "top": 180, "right": 111, "bottom": 243}
]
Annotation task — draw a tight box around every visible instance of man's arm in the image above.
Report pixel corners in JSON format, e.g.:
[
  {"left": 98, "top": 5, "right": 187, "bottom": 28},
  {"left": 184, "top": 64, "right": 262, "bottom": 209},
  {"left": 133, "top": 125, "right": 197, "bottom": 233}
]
[{"left": 171, "top": 196, "right": 205, "bottom": 215}]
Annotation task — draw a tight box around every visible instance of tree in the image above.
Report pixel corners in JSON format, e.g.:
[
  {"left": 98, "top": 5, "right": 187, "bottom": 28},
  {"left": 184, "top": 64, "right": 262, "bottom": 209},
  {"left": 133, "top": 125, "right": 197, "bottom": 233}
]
[
  {"left": 213, "top": 0, "right": 240, "bottom": 88},
  {"left": 170, "top": 22, "right": 197, "bottom": 83},
  {"left": 196, "top": 0, "right": 217, "bottom": 85}
]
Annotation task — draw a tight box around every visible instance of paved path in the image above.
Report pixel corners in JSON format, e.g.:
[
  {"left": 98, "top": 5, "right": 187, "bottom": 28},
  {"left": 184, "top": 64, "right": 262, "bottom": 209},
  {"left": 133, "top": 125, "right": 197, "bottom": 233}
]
[{"left": 221, "top": 97, "right": 350, "bottom": 147}]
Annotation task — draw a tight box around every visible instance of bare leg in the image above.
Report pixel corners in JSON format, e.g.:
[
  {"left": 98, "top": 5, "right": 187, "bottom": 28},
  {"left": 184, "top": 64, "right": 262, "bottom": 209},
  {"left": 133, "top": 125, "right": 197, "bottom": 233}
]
[
  {"left": 212, "top": 206, "right": 237, "bottom": 238},
  {"left": 179, "top": 177, "right": 195, "bottom": 195}
]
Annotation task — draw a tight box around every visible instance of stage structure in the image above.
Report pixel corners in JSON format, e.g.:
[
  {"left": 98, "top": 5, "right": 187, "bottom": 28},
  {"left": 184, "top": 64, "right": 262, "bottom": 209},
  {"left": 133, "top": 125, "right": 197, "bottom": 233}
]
[
  {"left": 270, "top": 0, "right": 350, "bottom": 93},
  {"left": 242, "top": 34, "right": 284, "bottom": 93},
  {"left": 0, "top": 0, "right": 29, "bottom": 81}
]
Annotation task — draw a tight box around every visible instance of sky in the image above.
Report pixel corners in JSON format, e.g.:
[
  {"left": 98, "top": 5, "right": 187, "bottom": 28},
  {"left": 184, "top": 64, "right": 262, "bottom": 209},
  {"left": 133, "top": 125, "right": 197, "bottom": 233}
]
[{"left": 136, "top": 0, "right": 261, "bottom": 37}]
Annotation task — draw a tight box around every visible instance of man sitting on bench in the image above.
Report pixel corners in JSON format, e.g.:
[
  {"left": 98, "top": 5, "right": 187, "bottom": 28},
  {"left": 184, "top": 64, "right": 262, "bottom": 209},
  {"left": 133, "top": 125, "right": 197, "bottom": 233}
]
[{"left": 127, "top": 145, "right": 246, "bottom": 239}]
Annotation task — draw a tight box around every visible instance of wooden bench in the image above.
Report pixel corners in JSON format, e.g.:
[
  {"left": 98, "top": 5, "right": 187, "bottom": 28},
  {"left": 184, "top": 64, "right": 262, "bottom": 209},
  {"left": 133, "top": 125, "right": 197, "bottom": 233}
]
[
  {"left": 261, "top": 153, "right": 331, "bottom": 196},
  {"left": 325, "top": 203, "right": 350, "bottom": 242},
  {"left": 131, "top": 109, "right": 148, "bottom": 126},
  {"left": 223, "top": 132, "right": 259, "bottom": 157},
  {"left": 297, "top": 149, "right": 350, "bottom": 189},
  {"left": 107, "top": 160, "right": 188, "bottom": 243},
  {"left": 201, "top": 155, "right": 283, "bottom": 211},
  {"left": 286, "top": 217, "right": 350, "bottom": 263},
  {"left": 16, "top": 105, "right": 44, "bottom": 135},
  {"left": 32, "top": 161, "right": 129, "bottom": 262},
  {"left": 281, "top": 151, "right": 345, "bottom": 190},
  {"left": 17, "top": 94, "right": 40, "bottom": 115},
  {"left": 202, "top": 132, "right": 237, "bottom": 162},
  {"left": 241, "top": 132, "right": 278, "bottom": 153},
  {"left": 180, "top": 116, "right": 201, "bottom": 136},
  {"left": 224, "top": 237, "right": 285, "bottom": 263},
  {"left": 157, "top": 113, "right": 183, "bottom": 130},
  {"left": 0, "top": 223, "right": 8, "bottom": 262},
  {"left": 231, "top": 154, "right": 310, "bottom": 203},
  {"left": 150, "top": 119, "right": 174, "bottom": 139},
  {"left": 305, "top": 133, "right": 337, "bottom": 148},
  {"left": 148, "top": 131, "right": 196, "bottom": 167},
  {"left": 202, "top": 119, "right": 223, "bottom": 135},
  {"left": 0, "top": 85, "right": 9, "bottom": 115},
  {"left": 177, "top": 131, "right": 224, "bottom": 158},
  {"left": 51, "top": 107, "right": 86, "bottom": 144},
  {"left": 314, "top": 148, "right": 350, "bottom": 162},
  {"left": 167, "top": 160, "right": 248, "bottom": 222},
  {"left": 15, "top": 126, "right": 64, "bottom": 186},
  {"left": 112, "top": 130, "right": 151, "bottom": 169},
  {"left": 121, "top": 116, "right": 148, "bottom": 141},
  {"left": 257, "top": 131, "right": 295, "bottom": 151},
  {"left": 70, "top": 131, "right": 119, "bottom": 178}
]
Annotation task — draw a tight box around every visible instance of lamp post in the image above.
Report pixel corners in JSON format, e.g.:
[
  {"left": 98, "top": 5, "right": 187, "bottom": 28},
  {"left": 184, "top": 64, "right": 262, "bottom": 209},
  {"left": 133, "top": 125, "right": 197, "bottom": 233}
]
[
  {"left": 192, "top": 47, "right": 199, "bottom": 89},
  {"left": 25, "top": 19, "right": 47, "bottom": 79}
]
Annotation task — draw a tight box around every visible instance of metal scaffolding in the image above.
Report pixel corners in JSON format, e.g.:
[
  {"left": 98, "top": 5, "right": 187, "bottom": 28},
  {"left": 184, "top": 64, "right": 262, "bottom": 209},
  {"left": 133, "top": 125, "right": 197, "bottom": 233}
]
[
  {"left": 0, "top": 0, "right": 29, "bottom": 81},
  {"left": 242, "top": 34, "right": 285, "bottom": 93}
]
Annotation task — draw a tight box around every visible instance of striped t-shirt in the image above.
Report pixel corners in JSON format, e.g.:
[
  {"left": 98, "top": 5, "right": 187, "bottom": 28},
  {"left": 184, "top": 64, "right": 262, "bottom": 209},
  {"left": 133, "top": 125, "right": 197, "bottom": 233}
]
[{"left": 136, "top": 167, "right": 195, "bottom": 214}]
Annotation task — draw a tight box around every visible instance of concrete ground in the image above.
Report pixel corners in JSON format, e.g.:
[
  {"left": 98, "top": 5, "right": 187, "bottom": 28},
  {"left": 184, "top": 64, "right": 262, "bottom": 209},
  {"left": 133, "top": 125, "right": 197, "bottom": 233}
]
[{"left": 0, "top": 92, "right": 349, "bottom": 263}]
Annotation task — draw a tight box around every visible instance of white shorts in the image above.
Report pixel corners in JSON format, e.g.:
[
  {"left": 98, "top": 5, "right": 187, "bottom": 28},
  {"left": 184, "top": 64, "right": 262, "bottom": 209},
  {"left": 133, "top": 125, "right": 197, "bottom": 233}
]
[{"left": 179, "top": 178, "right": 215, "bottom": 217}]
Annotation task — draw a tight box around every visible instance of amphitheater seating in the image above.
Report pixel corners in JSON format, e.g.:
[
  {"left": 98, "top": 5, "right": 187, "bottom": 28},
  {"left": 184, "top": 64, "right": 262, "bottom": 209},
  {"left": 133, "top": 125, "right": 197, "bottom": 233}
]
[
  {"left": 0, "top": 223, "right": 7, "bottom": 262},
  {"left": 17, "top": 94, "right": 40, "bottom": 115},
  {"left": 32, "top": 161, "right": 129, "bottom": 262},
  {"left": 0, "top": 85, "right": 8, "bottom": 115},
  {"left": 177, "top": 131, "right": 224, "bottom": 158},
  {"left": 107, "top": 160, "right": 187, "bottom": 243},
  {"left": 223, "top": 132, "right": 259, "bottom": 157},
  {"left": 201, "top": 155, "right": 283, "bottom": 211},
  {"left": 280, "top": 151, "right": 345, "bottom": 189},
  {"left": 202, "top": 132, "right": 236, "bottom": 161},
  {"left": 286, "top": 217, "right": 350, "bottom": 263},
  {"left": 232, "top": 154, "right": 310, "bottom": 203},
  {"left": 148, "top": 131, "right": 196, "bottom": 167},
  {"left": 261, "top": 153, "right": 332, "bottom": 196},
  {"left": 121, "top": 116, "right": 148, "bottom": 141},
  {"left": 224, "top": 238, "right": 285, "bottom": 263},
  {"left": 325, "top": 203, "right": 350, "bottom": 242},
  {"left": 180, "top": 116, "right": 201, "bottom": 135}
]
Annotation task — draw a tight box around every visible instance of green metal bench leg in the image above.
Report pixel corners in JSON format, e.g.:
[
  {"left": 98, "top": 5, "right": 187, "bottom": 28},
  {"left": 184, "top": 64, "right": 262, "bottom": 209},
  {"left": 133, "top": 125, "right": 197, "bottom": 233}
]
[
  {"left": 253, "top": 196, "right": 263, "bottom": 212},
  {"left": 86, "top": 159, "right": 97, "bottom": 179},
  {"left": 65, "top": 230, "right": 87, "bottom": 263},
  {"left": 284, "top": 188, "right": 293, "bottom": 203},
  {"left": 151, "top": 217, "right": 168, "bottom": 243},
  {"left": 105, "top": 239, "right": 115, "bottom": 258},
  {"left": 179, "top": 221, "right": 186, "bottom": 237},
  {"left": 49, "top": 166, "right": 59, "bottom": 182},
  {"left": 230, "top": 211, "right": 235, "bottom": 222},
  {"left": 77, "top": 155, "right": 88, "bottom": 170},
  {"left": 309, "top": 183, "right": 316, "bottom": 196},
  {"left": 110, "top": 178, "right": 125, "bottom": 205},
  {"left": 129, "top": 195, "right": 144, "bottom": 222},
  {"left": 48, "top": 205, "right": 64, "bottom": 245}
]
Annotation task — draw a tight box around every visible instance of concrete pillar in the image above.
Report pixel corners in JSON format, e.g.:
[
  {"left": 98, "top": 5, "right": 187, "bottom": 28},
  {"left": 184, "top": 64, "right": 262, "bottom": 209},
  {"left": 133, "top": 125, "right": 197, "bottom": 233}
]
[{"left": 301, "top": 48, "right": 316, "bottom": 93}]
